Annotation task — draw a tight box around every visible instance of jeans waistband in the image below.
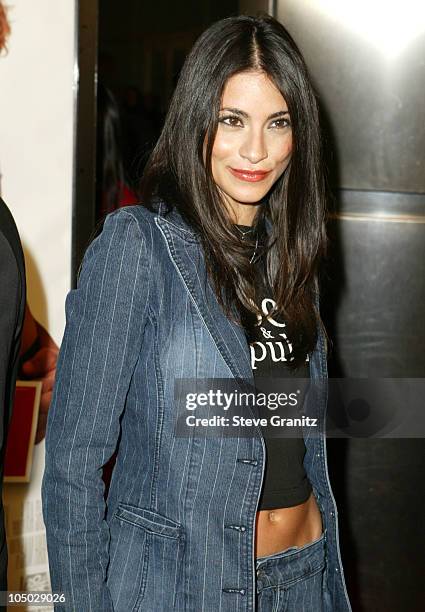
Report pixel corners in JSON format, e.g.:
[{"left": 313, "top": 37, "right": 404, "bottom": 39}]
[
  {"left": 256, "top": 532, "right": 327, "bottom": 602},
  {"left": 255, "top": 530, "right": 326, "bottom": 593}
]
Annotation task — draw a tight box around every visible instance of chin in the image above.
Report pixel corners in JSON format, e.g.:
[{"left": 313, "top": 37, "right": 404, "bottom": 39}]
[{"left": 228, "top": 189, "right": 270, "bottom": 204}]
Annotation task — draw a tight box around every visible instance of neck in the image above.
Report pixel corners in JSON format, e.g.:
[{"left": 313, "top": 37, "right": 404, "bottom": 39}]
[
  {"left": 234, "top": 207, "right": 258, "bottom": 226},
  {"left": 223, "top": 196, "right": 261, "bottom": 227}
]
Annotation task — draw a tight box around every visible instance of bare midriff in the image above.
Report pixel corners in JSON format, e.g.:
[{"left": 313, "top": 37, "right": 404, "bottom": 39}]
[{"left": 255, "top": 492, "right": 323, "bottom": 558}]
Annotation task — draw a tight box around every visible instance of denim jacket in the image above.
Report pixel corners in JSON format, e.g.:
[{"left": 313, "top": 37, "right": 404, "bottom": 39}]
[{"left": 42, "top": 202, "right": 352, "bottom": 611}]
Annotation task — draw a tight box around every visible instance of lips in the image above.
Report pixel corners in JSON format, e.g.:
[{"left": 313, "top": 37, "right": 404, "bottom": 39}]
[{"left": 229, "top": 167, "right": 272, "bottom": 182}]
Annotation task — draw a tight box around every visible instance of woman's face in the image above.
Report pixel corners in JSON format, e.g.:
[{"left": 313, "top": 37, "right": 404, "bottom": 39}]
[{"left": 210, "top": 70, "right": 293, "bottom": 224}]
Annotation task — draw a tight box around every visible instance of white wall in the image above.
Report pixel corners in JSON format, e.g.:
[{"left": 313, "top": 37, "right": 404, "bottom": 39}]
[{"left": 0, "top": 0, "right": 76, "bottom": 342}]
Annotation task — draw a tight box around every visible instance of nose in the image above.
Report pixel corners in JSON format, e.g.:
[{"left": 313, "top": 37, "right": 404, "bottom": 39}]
[{"left": 239, "top": 128, "right": 268, "bottom": 164}]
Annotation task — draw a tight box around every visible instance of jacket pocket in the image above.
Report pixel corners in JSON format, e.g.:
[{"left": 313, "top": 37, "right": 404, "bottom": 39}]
[
  {"left": 115, "top": 503, "right": 183, "bottom": 539},
  {"left": 107, "top": 503, "right": 184, "bottom": 612}
]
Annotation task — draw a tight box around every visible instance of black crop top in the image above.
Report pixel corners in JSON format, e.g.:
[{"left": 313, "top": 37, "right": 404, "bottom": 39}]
[{"left": 236, "top": 224, "right": 312, "bottom": 510}]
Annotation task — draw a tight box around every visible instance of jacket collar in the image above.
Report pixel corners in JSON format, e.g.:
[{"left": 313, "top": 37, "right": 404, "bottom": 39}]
[
  {"left": 154, "top": 203, "right": 254, "bottom": 382},
  {"left": 155, "top": 199, "right": 273, "bottom": 243}
]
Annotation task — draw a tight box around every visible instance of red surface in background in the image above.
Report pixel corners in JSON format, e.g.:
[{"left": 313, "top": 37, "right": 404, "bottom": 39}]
[{"left": 4, "top": 386, "right": 37, "bottom": 478}]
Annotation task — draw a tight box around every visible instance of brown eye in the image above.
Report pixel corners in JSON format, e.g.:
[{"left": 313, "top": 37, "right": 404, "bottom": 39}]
[
  {"left": 219, "top": 115, "right": 243, "bottom": 127},
  {"left": 270, "top": 118, "right": 291, "bottom": 129}
]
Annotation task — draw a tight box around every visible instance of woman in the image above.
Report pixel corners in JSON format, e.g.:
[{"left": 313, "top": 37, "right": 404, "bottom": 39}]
[{"left": 42, "top": 14, "right": 351, "bottom": 612}]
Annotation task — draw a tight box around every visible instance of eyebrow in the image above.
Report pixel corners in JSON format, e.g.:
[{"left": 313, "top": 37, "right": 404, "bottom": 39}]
[{"left": 219, "top": 107, "right": 290, "bottom": 119}]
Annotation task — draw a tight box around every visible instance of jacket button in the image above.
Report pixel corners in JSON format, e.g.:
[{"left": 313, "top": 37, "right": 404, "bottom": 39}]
[
  {"left": 237, "top": 458, "right": 258, "bottom": 466},
  {"left": 222, "top": 588, "right": 246, "bottom": 595},
  {"left": 225, "top": 524, "right": 247, "bottom": 532}
]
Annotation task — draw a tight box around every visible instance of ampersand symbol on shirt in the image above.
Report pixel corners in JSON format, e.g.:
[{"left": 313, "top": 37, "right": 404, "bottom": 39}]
[{"left": 260, "top": 327, "right": 274, "bottom": 339}]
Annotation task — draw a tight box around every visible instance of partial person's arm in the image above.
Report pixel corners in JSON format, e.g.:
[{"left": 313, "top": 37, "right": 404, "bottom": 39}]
[
  {"left": 0, "top": 233, "right": 20, "bottom": 453},
  {"left": 41, "top": 210, "right": 151, "bottom": 611},
  {"left": 0, "top": 217, "right": 24, "bottom": 592},
  {"left": 19, "top": 307, "right": 59, "bottom": 443}
]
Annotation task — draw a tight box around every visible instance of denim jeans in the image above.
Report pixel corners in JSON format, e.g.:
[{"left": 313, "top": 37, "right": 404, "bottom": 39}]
[{"left": 255, "top": 530, "right": 327, "bottom": 611}]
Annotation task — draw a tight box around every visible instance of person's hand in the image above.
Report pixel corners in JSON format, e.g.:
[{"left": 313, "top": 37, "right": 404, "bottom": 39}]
[{"left": 20, "top": 320, "right": 59, "bottom": 443}]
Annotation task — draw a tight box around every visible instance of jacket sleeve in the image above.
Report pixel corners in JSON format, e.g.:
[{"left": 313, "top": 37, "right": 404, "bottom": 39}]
[
  {"left": 41, "top": 209, "right": 152, "bottom": 611},
  {"left": 0, "top": 233, "right": 20, "bottom": 451}
]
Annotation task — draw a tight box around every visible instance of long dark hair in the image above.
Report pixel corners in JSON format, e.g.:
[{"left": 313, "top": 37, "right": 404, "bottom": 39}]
[{"left": 140, "top": 14, "right": 328, "bottom": 368}]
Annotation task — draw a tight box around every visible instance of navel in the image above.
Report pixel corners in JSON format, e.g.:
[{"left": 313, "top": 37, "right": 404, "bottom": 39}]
[{"left": 268, "top": 510, "right": 280, "bottom": 523}]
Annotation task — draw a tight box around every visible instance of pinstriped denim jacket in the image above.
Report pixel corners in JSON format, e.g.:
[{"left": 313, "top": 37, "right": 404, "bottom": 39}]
[{"left": 41, "top": 201, "right": 352, "bottom": 611}]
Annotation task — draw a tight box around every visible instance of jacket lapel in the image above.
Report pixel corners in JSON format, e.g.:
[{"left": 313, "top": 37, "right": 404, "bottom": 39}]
[{"left": 154, "top": 209, "right": 254, "bottom": 383}]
